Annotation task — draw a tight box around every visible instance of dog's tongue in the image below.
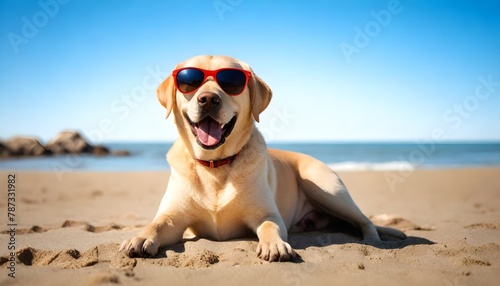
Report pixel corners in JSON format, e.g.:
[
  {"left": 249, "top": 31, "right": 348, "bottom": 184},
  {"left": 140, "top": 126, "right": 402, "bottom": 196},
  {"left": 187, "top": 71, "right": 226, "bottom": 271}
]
[{"left": 196, "top": 118, "right": 223, "bottom": 146}]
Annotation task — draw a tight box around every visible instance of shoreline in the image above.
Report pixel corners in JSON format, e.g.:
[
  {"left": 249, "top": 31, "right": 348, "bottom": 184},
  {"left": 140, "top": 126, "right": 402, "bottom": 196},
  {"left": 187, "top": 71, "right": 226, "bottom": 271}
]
[{"left": 1, "top": 141, "right": 499, "bottom": 173}]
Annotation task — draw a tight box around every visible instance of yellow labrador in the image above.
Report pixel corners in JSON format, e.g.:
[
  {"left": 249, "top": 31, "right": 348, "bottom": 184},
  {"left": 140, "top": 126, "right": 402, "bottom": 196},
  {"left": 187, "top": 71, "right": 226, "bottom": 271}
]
[{"left": 120, "top": 55, "right": 406, "bottom": 261}]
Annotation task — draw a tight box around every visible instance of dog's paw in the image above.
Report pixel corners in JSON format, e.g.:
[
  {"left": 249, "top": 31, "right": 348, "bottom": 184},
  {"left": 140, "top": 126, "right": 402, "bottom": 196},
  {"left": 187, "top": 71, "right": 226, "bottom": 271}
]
[
  {"left": 256, "top": 239, "right": 297, "bottom": 262},
  {"left": 119, "top": 236, "right": 159, "bottom": 258}
]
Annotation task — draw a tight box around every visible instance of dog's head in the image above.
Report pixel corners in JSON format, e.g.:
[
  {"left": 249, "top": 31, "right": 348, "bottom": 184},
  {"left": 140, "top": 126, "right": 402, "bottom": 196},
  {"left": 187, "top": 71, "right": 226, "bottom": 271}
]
[{"left": 157, "top": 55, "right": 272, "bottom": 160}]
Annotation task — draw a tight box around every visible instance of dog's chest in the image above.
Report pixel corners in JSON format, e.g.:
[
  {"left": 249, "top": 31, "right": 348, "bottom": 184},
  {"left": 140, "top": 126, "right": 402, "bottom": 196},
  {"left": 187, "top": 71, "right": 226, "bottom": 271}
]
[
  {"left": 200, "top": 181, "right": 239, "bottom": 216},
  {"left": 192, "top": 183, "right": 249, "bottom": 240},
  {"left": 201, "top": 184, "right": 236, "bottom": 212}
]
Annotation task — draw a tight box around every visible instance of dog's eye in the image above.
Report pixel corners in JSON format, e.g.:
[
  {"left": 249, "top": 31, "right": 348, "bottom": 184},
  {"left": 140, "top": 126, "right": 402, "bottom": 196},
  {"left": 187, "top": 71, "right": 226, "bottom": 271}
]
[
  {"left": 176, "top": 69, "right": 205, "bottom": 93},
  {"left": 216, "top": 70, "right": 247, "bottom": 95}
]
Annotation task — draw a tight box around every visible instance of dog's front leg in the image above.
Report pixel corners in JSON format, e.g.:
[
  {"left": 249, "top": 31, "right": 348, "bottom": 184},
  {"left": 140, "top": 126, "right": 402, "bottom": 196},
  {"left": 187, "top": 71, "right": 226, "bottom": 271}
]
[
  {"left": 252, "top": 214, "right": 297, "bottom": 262},
  {"left": 120, "top": 173, "right": 193, "bottom": 258}
]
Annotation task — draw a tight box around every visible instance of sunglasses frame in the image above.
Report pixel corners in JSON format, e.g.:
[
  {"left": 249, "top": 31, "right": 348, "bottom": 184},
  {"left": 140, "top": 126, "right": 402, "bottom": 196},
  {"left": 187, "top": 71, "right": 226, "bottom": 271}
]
[{"left": 172, "top": 67, "right": 252, "bottom": 96}]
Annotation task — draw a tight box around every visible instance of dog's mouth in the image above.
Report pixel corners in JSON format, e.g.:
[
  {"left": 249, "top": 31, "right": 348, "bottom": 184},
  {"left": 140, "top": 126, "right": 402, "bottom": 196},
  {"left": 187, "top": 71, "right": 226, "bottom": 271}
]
[{"left": 185, "top": 115, "right": 237, "bottom": 150}]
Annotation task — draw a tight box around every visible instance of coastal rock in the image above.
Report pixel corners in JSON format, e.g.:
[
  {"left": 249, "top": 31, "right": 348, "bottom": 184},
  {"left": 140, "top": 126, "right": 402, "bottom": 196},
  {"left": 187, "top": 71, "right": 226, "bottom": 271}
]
[
  {"left": 0, "top": 142, "right": 11, "bottom": 157},
  {"left": 4, "top": 137, "right": 50, "bottom": 156},
  {"left": 92, "top": 145, "right": 110, "bottom": 156},
  {"left": 112, "top": 150, "right": 131, "bottom": 156},
  {"left": 46, "top": 131, "right": 94, "bottom": 154},
  {"left": 1, "top": 131, "right": 131, "bottom": 158}
]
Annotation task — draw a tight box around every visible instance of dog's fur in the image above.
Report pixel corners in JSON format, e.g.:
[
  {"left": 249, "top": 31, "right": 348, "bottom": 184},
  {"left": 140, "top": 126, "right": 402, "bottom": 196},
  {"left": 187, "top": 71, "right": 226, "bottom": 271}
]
[{"left": 120, "top": 55, "right": 406, "bottom": 261}]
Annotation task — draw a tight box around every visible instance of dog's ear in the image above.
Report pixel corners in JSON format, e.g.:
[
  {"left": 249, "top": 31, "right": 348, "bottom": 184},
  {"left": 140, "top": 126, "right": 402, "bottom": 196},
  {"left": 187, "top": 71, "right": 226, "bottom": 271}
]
[
  {"left": 156, "top": 75, "right": 176, "bottom": 119},
  {"left": 248, "top": 72, "right": 272, "bottom": 122}
]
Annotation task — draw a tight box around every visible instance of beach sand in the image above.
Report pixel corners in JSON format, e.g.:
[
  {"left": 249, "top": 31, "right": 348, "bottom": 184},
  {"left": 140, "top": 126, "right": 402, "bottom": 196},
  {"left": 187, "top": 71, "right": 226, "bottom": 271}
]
[{"left": 1, "top": 168, "right": 499, "bottom": 285}]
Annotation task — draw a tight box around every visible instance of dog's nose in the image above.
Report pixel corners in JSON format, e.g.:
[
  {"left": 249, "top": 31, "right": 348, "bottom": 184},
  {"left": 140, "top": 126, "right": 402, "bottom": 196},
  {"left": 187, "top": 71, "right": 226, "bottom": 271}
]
[{"left": 197, "top": 92, "right": 221, "bottom": 109}]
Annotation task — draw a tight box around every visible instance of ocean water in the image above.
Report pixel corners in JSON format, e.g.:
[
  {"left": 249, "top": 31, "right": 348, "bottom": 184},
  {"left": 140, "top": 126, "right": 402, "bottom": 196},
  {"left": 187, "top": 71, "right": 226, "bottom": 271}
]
[{"left": 0, "top": 142, "right": 499, "bottom": 172}]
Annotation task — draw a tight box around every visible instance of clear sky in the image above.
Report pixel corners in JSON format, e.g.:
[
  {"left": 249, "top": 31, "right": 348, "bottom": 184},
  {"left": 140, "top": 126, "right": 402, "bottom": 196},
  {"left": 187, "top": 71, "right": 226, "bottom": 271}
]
[{"left": 1, "top": 0, "right": 499, "bottom": 143}]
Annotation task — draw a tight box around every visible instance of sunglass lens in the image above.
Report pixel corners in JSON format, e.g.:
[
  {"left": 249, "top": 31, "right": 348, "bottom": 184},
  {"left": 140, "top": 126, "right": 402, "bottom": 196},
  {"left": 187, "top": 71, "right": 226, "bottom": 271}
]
[
  {"left": 176, "top": 69, "right": 204, "bottom": 93},
  {"left": 217, "top": 70, "right": 247, "bottom": 95}
]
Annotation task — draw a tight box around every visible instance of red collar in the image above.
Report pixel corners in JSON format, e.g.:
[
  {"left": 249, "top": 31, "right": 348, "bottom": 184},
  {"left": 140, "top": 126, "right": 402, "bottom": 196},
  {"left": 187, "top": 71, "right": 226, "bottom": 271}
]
[{"left": 195, "top": 153, "right": 239, "bottom": 168}]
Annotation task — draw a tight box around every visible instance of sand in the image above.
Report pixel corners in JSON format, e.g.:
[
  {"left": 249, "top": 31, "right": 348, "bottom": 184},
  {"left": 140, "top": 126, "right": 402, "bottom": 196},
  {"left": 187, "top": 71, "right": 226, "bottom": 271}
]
[{"left": 1, "top": 168, "right": 499, "bottom": 285}]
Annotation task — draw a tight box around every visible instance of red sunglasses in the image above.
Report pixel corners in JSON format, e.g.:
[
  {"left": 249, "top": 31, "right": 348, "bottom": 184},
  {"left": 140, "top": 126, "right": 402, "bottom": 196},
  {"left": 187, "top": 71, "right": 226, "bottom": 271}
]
[{"left": 172, "top": 67, "right": 252, "bottom": 96}]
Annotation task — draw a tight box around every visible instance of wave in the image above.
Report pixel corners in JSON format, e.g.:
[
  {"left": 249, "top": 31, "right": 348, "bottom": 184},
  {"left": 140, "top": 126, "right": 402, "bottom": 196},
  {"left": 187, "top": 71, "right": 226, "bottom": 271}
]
[{"left": 328, "top": 161, "right": 416, "bottom": 171}]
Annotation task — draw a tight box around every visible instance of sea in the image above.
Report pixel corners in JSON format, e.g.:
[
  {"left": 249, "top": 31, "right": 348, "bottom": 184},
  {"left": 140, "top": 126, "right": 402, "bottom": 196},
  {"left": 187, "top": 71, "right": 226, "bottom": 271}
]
[{"left": 1, "top": 142, "right": 499, "bottom": 172}]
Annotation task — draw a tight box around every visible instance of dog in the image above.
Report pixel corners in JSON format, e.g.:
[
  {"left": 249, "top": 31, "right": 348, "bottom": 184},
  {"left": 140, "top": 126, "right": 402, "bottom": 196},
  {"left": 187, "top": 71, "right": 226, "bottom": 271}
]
[{"left": 119, "top": 55, "right": 406, "bottom": 262}]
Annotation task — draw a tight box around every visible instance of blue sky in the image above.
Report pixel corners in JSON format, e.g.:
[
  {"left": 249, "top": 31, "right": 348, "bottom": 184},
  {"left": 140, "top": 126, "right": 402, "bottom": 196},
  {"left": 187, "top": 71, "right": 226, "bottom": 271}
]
[{"left": 1, "top": 0, "right": 499, "bottom": 143}]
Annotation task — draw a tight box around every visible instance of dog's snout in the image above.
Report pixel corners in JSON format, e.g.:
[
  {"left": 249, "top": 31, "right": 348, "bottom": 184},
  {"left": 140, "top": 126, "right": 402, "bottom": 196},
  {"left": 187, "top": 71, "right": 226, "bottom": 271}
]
[{"left": 197, "top": 92, "right": 221, "bottom": 109}]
